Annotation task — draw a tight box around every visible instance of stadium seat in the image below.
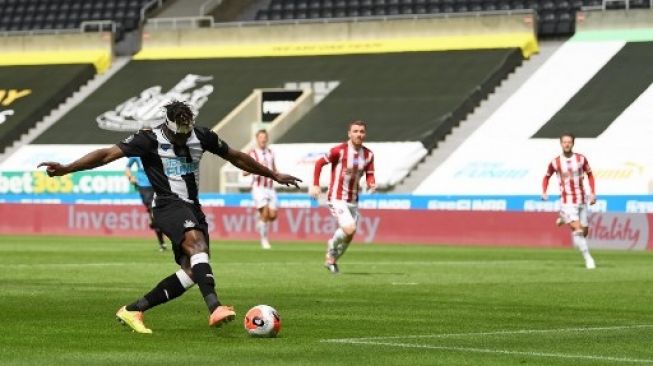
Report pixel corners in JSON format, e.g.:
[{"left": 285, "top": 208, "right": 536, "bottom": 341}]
[
  {"left": 348, "top": 7, "right": 361, "bottom": 16},
  {"left": 629, "top": 0, "right": 651, "bottom": 8},
  {"left": 387, "top": 4, "right": 401, "bottom": 14},
  {"left": 372, "top": 5, "right": 386, "bottom": 14},
  {"left": 539, "top": 10, "right": 557, "bottom": 35},
  {"left": 555, "top": 11, "right": 573, "bottom": 34},
  {"left": 397, "top": 4, "right": 411, "bottom": 13},
  {"left": 334, "top": 7, "right": 347, "bottom": 17}
]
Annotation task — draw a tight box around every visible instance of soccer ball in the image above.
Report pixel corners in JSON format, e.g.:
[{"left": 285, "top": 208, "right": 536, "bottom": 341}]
[{"left": 244, "top": 305, "right": 281, "bottom": 338}]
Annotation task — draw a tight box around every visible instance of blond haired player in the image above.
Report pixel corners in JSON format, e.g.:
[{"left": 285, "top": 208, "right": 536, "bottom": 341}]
[
  {"left": 311, "top": 120, "right": 375, "bottom": 274},
  {"left": 542, "top": 132, "right": 596, "bottom": 269}
]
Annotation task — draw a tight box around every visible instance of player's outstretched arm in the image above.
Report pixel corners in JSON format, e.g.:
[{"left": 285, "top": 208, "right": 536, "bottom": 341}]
[
  {"left": 223, "top": 147, "right": 301, "bottom": 188},
  {"left": 38, "top": 145, "right": 125, "bottom": 177},
  {"left": 310, "top": 158, "right": 328, "bottom": 199}
]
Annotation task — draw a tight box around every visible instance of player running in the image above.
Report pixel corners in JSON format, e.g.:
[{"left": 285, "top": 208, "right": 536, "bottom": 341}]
[
  {"left": 243, "top": 129, "right": 277, "bottom": 250},
  {"left": 310, "top": 120, "right": 375, "bottom": 274},
  {"left": 125, "top": 156, "right": 166, "bottom": 251},
  {"left": 38, "top": 101, "right": 301, "bottom": 333},
  {"left": 541, "top": 132, "right": 596, "bottom": 269}
]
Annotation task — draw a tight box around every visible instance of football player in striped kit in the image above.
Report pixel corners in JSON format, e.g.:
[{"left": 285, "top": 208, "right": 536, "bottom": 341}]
[
  {"left": 243, "top": 129, "right": 278, "bottom": 249},
  {"left": 38, "top": 101, "right": 301, "bottom": 333},
  {"left": 542, "top": 132, "right": 596, "bottom": 269},
  {"left": 311, "top": 120, "right": 375, "bottom": 274}
]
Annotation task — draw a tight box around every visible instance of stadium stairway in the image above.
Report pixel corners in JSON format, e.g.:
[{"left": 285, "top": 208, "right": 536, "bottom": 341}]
[
  {"left": 392, "top": 40, "right": 564, "bottom": 193},
  {"left": 0, "top": 57, "right": 132, "bottom": 163}
]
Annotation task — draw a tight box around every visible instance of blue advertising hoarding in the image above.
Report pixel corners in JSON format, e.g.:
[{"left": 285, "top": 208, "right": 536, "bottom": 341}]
[{"left": 3, "top": 193, "right": 653, "bottom": 213}]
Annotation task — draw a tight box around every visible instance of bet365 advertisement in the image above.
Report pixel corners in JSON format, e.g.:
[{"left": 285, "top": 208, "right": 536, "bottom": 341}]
[{"left": 0, "top": 171, "right": 134, "bottom": 195}]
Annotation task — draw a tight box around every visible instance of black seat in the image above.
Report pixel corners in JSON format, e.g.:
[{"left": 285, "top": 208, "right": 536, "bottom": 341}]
[
  {"left": 538, "top": 10, "right": 556, "bottom": 35},
  {"left": 386, "top": 4, "right": 400, "bottom": 13},
  {"left": 555, "top": 10, "right": 573, "bottom": 34},
  {"left": 348, "top": 7, "right": 361, "bottom": 15},
  {"left": 334, "top": 7, "right": 347, "bottom": 17}
]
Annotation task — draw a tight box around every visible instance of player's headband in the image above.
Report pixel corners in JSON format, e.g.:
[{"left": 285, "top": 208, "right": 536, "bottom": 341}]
[{"left": 165, "top": 114, "right": 194, "bottom": 134}]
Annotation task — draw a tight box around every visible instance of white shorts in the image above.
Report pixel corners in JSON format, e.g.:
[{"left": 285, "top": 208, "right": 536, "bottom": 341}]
[
  {"left": 559, "top": 203, "right": 588, "bottom": 227},
  {"left": 252, "top": 187, "right": 277, "bottom": 210},
  {"left": 328, "top": 200, "right": 360, "bottom": 228}
]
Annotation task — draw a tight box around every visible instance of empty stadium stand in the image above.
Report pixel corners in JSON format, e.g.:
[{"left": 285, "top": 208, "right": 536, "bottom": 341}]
[
  {"left": 0, "top": 64, "right": 95, "bottom": 153},
  {"left": 33, "top": 49, "right": 522, "bottom": 150},
  {"left": 533, "top": 41, "right": 653, "bottom": 138},
  {"left": 254, "top": 0, "right": 651, "bottom": 36},
  {"left": 0, "top": 0, "right": 167, "bottom": 35},
  {"left": 414, "top": 34, "right": 653, "bottom": 195}
]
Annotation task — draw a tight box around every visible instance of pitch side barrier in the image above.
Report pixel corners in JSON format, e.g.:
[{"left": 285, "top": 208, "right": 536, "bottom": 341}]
[
  {"left": 4, "top": 193, "right": 653, "bottom": 213},
  {"left": 1, "top": 202, "right": 651, "bottom": 250}
]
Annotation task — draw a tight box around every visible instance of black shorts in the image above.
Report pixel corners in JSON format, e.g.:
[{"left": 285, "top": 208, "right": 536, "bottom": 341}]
[
  {"left": 152, "top": 198, "right": 210, "bottom": 265},
  {"left": 136, "top": 186, "right": 155, "bottom": 209}
]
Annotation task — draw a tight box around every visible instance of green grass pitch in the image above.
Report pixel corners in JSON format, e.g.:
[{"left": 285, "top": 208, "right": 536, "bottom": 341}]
[{"left": 1, "top": 235, "right": 653, "bottom": 365}]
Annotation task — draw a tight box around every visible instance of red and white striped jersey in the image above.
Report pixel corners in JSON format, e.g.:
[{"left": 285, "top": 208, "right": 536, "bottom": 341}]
[
  {"left": 314, "top": 141, "right": 375, "bottom": 203},
  {"left": 249, "top": 147, "right": 276, "bottom": 189},
  {"left": 545, "top": 153, "right": 592, "bottom": 204}
]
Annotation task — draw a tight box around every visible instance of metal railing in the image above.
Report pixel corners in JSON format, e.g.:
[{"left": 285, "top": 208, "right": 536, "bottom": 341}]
[
  {"left": 0, "top": 21, "right": 115, "bottom": 37},
  {"left": 141, "top": 0, "right": 165, "bottom": 22},
  {"left": 200, "top": 0, "right": 223, "bottom": 16},
  {"left": 212, "top": 9, "right": 535, "bottom": 28},
  {"left": 80, "top": 20, "right": 117, "bottom": 33},
  {"left": 145, "top": 16, "right": 214, "bottom": 30}
]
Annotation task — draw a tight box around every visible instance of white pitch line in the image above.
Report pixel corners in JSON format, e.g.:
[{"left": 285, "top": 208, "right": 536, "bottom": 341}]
[
  {"left": 322, "top": 324, "right": 653, "bottom": 342},
  {"left": 327, "top": 340, "right": 653, "bottom": 364}
]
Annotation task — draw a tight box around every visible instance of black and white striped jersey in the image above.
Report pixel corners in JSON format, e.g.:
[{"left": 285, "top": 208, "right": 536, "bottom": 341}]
[{"left": 117, "top": 124, "right": 229, "bottom": 206}]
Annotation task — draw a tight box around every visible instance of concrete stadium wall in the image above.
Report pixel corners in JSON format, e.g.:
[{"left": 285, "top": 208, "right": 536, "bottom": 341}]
[
  {"left": 0, "top": 33, "right": 113, "bottom": 73},
  {"left": 136, "top": 13, "right": 538, "bottom": 59},
  {"left": 2, "top": 203, "right": 649, "bottom": 250},
  {"left": 576, "top": 9, "right": 653, "bottom": 35}
]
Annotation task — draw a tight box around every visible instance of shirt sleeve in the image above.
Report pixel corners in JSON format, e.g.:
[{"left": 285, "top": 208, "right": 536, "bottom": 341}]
[
  {"left": 582, "top": 156, "right": 592, "bottom": 173},
  {"left": 322, "top": 147, "right": 339, "bottom": 165},
  {"left": 197, "top": 127, "right": 230, "bottom": 158},
  {"left": 117, "top": 130, "right": 153, "bottom": 157},
  {"left": 126, "top": 157, "right": 136, "bottom": 169},
  {"left": 545, "top": 161, "right": 555, "bottom": 177}
]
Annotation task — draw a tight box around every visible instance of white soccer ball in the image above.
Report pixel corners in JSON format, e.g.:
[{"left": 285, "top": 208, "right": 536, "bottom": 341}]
[{"left": 244, "top": 305, "right": 281, "bottom": 338}]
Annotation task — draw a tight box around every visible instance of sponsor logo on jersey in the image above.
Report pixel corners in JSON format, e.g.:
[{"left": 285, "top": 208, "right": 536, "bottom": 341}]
[{"left": 162, "top": 157, "right": 199, "bottom": 176}]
